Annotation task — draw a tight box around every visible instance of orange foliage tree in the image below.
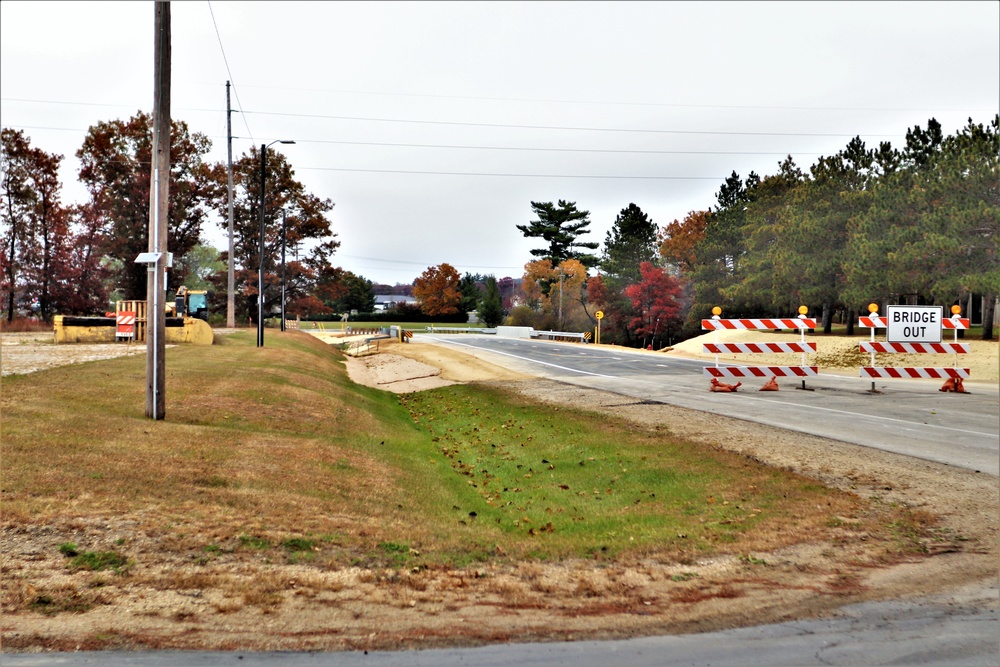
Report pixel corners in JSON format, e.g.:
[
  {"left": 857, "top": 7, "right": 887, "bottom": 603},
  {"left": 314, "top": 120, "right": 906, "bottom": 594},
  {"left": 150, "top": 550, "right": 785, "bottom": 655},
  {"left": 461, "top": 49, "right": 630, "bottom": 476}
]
[
  {"left": 413, "top": 263, "right": 462, "bottom": 316},
  {"left": 658, "top": 210, "right": 709, "bottom": 274}
]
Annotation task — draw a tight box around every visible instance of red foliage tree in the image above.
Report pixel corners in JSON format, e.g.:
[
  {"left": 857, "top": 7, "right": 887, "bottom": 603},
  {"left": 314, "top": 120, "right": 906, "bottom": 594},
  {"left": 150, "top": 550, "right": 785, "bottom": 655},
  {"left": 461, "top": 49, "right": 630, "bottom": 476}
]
[{"left": 623, "top": 262, "right": 683, "bottom": 347}]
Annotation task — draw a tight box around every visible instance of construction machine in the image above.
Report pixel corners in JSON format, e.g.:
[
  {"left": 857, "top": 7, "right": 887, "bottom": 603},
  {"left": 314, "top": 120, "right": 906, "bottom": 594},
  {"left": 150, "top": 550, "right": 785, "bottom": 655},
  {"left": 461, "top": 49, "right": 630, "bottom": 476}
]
[{"left": 168, "top": 286, "right": 209, "bottom": 320}]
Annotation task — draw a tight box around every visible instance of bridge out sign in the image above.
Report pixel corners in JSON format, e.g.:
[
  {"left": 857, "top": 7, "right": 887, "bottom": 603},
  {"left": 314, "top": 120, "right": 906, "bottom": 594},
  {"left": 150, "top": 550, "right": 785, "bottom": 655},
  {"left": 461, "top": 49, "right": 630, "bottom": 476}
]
[{"left": 886, "top": 305, "right": 943, "bottom": 343}]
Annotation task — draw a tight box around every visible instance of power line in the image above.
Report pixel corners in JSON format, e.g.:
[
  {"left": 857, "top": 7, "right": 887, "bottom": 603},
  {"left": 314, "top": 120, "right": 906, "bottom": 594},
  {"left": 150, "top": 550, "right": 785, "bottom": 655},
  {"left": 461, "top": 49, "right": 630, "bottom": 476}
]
[
  {"left": 194, "top": 82, "right": 990, "bottom": 115},
  {"left": 3, "top": 98, "right": 910, "bottom": 138},
  {"left": 4, "top": 124, "right": 829, "bottom": 158},
  {"left": 239, "top": 108, "right": 902, "bottom": 138},
  {"left": 294, "top": 138, "right": 821, "bottom": 157},
  {"left": 299, "top": 166, "right": 725, "bottom": 180},
  {"left": 206, "top": 1, "right": 254, "bottom": 145}
]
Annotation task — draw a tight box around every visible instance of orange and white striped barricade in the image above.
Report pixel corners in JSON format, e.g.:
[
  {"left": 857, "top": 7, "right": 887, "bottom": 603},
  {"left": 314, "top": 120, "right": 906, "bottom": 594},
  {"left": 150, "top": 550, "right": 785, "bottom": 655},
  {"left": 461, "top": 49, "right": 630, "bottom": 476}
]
[
  {"left": 116, "top": 311, "right": 136, "bottom": 340},
  {"left": 858, "top": 307, "right": 970, "bottom": 392},
  {"left": 701, "top": 312, "right": 818, "bottom": 390}
]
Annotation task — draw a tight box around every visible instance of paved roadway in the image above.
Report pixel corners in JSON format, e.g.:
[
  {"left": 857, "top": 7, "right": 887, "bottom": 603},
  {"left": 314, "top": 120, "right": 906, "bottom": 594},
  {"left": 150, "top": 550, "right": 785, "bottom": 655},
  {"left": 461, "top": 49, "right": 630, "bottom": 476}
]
[
  {"left": 416, "top": 334, "right": 1000, "bottom": 476},
  {"left": 6, "top": 585, "right": 996, "bottom": 666}
]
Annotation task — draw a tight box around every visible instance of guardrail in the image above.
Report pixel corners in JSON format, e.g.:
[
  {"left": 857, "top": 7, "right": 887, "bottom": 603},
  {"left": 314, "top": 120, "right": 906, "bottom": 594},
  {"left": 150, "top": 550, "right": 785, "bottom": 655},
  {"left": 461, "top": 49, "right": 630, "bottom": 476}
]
[
  {"left": 424, "top": 326, "right": 494, "bottom": 334},
  {"left": 532, "top": 330, "right": 588, "bottom": 342}
]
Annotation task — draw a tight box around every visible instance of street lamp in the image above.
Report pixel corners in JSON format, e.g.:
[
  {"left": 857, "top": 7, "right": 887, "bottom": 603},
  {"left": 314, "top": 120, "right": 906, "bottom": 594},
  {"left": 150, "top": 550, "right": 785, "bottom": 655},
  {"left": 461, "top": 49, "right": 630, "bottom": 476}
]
[{"left": 258, "top": 139, "right": 295, "bottom": 347}]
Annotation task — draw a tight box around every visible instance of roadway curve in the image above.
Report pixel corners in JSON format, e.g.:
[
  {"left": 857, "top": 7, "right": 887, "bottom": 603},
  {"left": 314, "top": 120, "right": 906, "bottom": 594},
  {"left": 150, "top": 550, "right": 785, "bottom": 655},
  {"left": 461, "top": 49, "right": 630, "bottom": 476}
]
[{"left": 416, "top": 334, "right": 999, "bottom": 476}]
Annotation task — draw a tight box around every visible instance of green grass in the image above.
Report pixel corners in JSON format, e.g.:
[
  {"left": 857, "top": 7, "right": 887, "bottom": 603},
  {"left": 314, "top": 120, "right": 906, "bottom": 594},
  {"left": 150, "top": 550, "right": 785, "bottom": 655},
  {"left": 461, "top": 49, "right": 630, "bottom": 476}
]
[
  {"left": 1, "top": 328, "right": 915, "bottom": 572},
  {"left": 397, "top": 386, "right": 856, "bottom": 560}
]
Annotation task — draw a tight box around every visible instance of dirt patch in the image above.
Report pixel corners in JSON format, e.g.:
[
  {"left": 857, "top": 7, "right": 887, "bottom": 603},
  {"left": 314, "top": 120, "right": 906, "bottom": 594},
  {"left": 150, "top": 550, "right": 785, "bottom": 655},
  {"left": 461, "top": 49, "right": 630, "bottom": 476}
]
[
  {"left": 1, "top": 332, "right": 147, "bottom": 376},
  {"left": 342, "top": 338, "right": 529, "bottom": 393},
  {"left": 1, "top": 334, "right": 997, "bottom": 653}
]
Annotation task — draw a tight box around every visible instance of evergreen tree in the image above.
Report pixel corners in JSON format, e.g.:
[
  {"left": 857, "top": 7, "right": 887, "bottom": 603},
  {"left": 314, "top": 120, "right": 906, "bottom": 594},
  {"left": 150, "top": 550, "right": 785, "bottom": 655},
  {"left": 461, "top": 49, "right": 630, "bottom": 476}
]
[
  {"left": 600, "top": 203, "right": 658, "bottom": 289},
  {"left": 516, "top": 200, "right": 599, "bottom": 269},
  {"left": 458, "top": 273, "right": 482, "bottom": 316},
  {"left": 479, "top": 275, "right": 505, "bottom": 327}
]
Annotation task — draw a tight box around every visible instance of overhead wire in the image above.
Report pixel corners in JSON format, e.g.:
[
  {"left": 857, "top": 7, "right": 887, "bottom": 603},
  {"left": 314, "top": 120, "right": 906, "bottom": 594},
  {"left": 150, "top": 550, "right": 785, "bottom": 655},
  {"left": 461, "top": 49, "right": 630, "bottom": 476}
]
[
  {"left": 195, "top": 82, "right": 991, "bottom": 115},
  {"left": 206, "top": 0, "right": 254, "bottom": 146}
]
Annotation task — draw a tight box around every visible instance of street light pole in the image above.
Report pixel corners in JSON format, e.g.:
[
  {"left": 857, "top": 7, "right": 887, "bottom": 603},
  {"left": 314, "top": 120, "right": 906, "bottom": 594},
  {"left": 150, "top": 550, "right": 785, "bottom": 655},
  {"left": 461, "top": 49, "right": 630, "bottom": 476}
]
[{"left": 257, "top": 139, "right": 294, "bottom": 348}]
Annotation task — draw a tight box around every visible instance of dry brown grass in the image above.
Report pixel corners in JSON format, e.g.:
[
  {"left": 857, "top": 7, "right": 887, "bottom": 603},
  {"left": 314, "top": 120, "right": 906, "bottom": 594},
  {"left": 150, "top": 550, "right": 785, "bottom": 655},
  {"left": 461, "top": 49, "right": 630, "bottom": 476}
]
[{"left": 1, "top": 330, "right": 961, "bottom": 653}]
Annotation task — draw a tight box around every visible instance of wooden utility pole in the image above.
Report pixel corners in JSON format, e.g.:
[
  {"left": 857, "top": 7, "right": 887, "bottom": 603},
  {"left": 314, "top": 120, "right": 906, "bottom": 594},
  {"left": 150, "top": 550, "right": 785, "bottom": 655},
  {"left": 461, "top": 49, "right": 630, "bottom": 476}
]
[
  {"left": 226, "top": 80, "right": 235, "bottom": 328},
  {"left": 146, "top": 1, "right": 170, "bottom": 419}
]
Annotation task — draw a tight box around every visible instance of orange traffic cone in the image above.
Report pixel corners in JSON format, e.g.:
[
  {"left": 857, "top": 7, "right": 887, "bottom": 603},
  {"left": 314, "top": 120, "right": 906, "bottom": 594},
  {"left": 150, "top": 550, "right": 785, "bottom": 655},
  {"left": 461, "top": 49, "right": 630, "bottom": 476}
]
[{"left": 760, "top": 377, "right": 779, "bottom": 391}]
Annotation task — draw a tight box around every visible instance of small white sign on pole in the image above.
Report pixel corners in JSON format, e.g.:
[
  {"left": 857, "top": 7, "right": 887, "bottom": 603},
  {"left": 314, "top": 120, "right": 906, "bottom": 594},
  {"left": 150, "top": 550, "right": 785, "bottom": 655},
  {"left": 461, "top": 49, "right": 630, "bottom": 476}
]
[{"left": 886, "top": 305, "right": 943, "bottom": 343}]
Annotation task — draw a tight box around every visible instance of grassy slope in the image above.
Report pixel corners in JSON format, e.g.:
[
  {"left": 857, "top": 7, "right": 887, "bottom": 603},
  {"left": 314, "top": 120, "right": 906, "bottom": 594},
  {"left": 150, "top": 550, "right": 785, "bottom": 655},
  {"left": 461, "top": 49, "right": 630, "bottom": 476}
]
[{"left": 0, "top": 331, "right": 922, "bottom": 570}]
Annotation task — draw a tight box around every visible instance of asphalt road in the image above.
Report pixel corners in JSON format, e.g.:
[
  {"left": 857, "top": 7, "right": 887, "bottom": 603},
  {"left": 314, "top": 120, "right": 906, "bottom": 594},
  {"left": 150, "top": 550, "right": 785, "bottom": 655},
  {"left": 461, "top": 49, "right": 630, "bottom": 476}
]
[
  {"left": 417, "top": 334, "right": 1000, "bottom": 476},
  {"left": 6, "top": 585, "right": 996, "bottom": 666}
]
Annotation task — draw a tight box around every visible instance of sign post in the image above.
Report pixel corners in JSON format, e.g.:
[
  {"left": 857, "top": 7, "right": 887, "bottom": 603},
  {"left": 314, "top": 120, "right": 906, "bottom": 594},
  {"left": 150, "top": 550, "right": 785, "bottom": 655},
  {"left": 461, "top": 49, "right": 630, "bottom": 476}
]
[{"left": 595, "top": 310, "right": 604, "bottom": 345}]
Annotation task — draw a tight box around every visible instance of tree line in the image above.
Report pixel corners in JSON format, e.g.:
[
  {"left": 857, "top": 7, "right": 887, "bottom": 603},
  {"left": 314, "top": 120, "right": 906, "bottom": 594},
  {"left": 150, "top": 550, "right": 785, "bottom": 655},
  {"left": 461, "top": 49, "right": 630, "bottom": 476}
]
[
  {"left": 1, "top": 112, "right": 354, "bottom": 325},
  {"left": 510, "top": 116, "right": 997, "bottom": 343},
  {"left": 3, "top": 114, "right": 995, "bottom": 341}
]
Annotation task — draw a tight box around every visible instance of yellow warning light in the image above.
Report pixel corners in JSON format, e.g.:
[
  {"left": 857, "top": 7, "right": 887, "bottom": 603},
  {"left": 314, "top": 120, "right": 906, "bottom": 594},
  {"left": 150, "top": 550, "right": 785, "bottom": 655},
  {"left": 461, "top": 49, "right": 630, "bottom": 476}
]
[
  {"left": 798, "top": 305, "right": 808, "bottom": 315},
  {"left": 868, "top": 303, "right": 879, "bottom": 313},
  {"left": 951, "top": 305, "right": 962, "bottom": 315},
  {"left": 712, "top": 306, "right": 722, "bottom": 316}
]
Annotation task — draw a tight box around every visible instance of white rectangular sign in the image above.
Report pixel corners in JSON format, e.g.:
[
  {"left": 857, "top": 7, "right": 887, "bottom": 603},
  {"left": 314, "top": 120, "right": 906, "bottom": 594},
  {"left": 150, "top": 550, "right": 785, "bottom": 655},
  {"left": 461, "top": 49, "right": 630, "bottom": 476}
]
[{"left": 886, "top": 305, "right": 943, "bottom": 343}]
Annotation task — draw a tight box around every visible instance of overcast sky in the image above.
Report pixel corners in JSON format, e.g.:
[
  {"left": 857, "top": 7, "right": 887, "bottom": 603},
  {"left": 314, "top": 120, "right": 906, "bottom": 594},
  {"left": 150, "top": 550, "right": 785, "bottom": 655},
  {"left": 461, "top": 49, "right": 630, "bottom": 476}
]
[{"left": 2, "top": 1, "right": 997, "bottom": 286}]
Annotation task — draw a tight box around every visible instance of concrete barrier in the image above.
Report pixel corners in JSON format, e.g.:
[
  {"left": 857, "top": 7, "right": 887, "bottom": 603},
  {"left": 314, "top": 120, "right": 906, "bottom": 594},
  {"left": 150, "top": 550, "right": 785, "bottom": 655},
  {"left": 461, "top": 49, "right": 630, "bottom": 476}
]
[{"left": 53, "top": 315, "right": 213, "bottom": 345}]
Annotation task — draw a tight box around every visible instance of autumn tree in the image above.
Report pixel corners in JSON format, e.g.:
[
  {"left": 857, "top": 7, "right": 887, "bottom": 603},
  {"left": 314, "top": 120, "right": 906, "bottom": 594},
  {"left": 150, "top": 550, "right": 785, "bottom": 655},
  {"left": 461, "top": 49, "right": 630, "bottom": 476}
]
[
  {"left": 517, "top": 200, "right": 599, "bottom": 270},
  {"left": 413, "top": 263, "right": 462, "bottom": 317},
  {"left": 58, "top": 203, "right": 112, "bottom": 314},
  {"left": 624, "top": 262, "right": 684, "bottom": 348},
  {"left": 658, "top": 210, "right": 709, "bottom": 274},
  {"left": 520, "top": 258, "right": 590, "bottom": 330},
  {"left": 76, "top": 112, "right": 223, "bottom": 300},
  {"left": 600, "top": 203, "right": 659, "bottom": 288},
  {"left": 1, "top": 129, "right": 73, "bottom": 321},
  {"left": 208, "top": 146, "right": 338, "bottom": 323}
]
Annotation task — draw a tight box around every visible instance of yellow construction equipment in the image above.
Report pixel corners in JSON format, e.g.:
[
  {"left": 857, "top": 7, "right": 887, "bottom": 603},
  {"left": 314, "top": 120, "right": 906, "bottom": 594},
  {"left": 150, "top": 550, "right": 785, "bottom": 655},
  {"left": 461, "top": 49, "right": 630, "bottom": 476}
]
[{"left": 167, "top": 286, "right": 209, "bottom": 320}]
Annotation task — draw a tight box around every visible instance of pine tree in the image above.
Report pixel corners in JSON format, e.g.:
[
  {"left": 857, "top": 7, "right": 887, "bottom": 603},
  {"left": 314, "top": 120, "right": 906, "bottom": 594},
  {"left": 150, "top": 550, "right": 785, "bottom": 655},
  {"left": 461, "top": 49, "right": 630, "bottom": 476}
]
[
  {"left": 479, "top": 275, "right": 505, "bottom": 327},
  {"left": 600, "top": 203, "right": 658, "bottom": 289},
  {"left": 516, "top": 200, "right": 599, "bottom": 269}
]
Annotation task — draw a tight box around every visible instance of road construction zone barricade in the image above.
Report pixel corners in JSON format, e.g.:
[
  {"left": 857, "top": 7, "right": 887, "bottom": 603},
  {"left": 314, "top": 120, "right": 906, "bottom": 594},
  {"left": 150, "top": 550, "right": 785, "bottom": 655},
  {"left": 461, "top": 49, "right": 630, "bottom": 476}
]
[
  {"left": 116, "top": 311, "right": 136, "bottom": 340},
  {"left": 858, "top": 304, "right": 970, "bottom": 393},
  {"left": 701, "top": 307, "right": 818, "bottom": 391}
]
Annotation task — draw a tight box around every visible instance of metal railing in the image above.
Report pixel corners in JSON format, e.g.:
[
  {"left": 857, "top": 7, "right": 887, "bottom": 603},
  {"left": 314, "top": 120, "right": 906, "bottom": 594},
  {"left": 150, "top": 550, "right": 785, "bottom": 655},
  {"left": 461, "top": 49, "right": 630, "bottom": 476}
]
[
  {"left": 532, "top": 330, "right": 588, "bottom": 342},
  {"left": 424, "top": 326, "right": 494, "bottom": 334}
]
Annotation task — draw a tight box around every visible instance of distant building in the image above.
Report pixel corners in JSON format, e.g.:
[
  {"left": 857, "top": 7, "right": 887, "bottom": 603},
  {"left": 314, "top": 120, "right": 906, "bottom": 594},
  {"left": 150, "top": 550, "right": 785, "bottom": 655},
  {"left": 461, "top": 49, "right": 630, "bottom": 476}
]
[{"left": 373, "top": 295, "right": 419, "bottom": 312}]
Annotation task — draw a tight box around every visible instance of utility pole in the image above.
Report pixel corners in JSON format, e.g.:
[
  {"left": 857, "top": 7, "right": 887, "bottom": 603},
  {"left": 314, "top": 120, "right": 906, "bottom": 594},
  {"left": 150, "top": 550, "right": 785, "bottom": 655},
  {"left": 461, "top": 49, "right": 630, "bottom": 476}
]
[
  {"left": 226, "top": 81, "right": 235, "bottom": 328},
  {"left": 557, "top": 267, "right": 565, "bottom": 330},
  {"left": 146, "top": 0, "right": 170, "bottom": 420},
  {"left": 280, "top": 209, "right": 286, "bottom": 332}
]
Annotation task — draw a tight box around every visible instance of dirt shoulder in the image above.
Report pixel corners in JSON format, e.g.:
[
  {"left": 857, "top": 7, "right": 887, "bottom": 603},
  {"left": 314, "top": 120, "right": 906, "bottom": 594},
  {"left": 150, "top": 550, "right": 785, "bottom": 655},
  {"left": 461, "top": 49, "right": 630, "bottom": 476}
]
[{"left": 1, "top": 334, "right": 997, "bottom": 652}]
